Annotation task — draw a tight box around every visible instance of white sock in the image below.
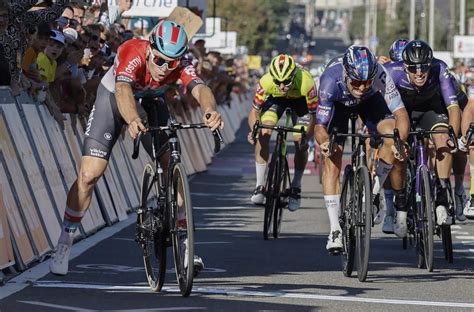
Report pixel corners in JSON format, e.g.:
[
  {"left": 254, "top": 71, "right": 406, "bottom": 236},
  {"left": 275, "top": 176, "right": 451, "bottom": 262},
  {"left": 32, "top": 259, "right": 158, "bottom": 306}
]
[
  {"left": 291, "top": 170, "right": 304, "bottom": 188},
  {"left": 58, "top": 228, "right": 74, "bottom": 245},
  {"left": 325, "top": 195, "right": 342, "bottom": 232},
  {"left": 454, "top": 174, "right": 465, "bottom": 195},
  {"left": 255, "top": 162, "right": 266, "bottom": 187}
]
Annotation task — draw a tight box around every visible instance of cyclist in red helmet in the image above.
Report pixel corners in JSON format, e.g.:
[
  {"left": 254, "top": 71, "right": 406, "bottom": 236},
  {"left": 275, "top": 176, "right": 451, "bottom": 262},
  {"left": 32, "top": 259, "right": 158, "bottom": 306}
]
[{"left": 49, "top": 20, "right": 223, "bottom": 276}]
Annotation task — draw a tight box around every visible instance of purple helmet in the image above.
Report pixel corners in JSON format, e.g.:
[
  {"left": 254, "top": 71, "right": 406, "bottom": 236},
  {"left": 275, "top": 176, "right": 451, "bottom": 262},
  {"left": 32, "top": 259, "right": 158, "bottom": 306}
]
[
  {"left": 389, "top": 39, "right": 409, "bottom": 62},
  {"left": 149, "top": 20, "right": 188, "bottom": 58}
]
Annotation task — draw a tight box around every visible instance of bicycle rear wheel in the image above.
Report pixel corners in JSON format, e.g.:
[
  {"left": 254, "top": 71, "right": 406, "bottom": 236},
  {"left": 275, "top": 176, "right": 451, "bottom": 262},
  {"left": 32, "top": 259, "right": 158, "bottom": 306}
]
[
  {"left": 441, "top": 225, "right": 453, "bottom": 263},
  {"left": 263, "top": 152, "right": 279, "bottom": 240},
  {"left": 419, "top": 167, "right": 434, "bottom": 272},
  {"left": 273, "top": 156, "right": 289, "bottom": 238},
  {"left": 139, "top": 163, "right": 167, "bottom": 292},
  {"left": 340, "top": 165, "right": 355, "bottom": 277},
  {"left": 170, "top": 162, "right": 194, "bottom": 297},
  {"left": 355, "top": 166, "right": 372, "bottom": 282}
]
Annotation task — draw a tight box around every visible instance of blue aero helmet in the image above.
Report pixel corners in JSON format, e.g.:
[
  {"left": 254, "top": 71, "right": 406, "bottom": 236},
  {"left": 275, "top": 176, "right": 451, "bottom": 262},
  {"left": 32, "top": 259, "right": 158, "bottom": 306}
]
[
  {"left": 149, "top": 20, "right": 189, "bottom": 59},
  {"left": 389, "top": 39, "right": 409, "bottom": 62},
  {"left": 342, "top": 45, "right": 378, "bottom": 81}
]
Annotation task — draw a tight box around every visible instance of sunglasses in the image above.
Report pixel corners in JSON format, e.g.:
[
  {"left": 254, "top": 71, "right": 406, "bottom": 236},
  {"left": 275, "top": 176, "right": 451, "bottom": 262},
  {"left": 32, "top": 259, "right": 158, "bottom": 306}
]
[
  {"left": 405, "top": 63, "right": 431, "bottom": 74},
  {"left": 273, "top": 77, "right": 294, "bottom": 87},
  {"left": 149, "top": 50, "right": 180, "bottom": 70},
  {"left": 349, "top": 78, "right": 373, "bottom": 88}
]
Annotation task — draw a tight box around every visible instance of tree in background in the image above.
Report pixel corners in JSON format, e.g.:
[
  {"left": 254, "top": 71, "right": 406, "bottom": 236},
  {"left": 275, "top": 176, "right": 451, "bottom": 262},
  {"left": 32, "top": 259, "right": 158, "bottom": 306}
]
[{"left": 208, "top": 0, "right": 289, "bottom": 55}]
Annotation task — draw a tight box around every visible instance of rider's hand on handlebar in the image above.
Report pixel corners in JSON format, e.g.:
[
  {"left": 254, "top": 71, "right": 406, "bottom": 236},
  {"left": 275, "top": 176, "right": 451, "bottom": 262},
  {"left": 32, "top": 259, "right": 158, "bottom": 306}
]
[
  {"left": 203, "top": 110, "right": 224, "bottom": 131},
  {"left": 128, "top": 117, "right": 147, "bottom": 139},
  {"left": 458, "top": 136, "right": 468, "bottom": 152},
  {"left": 391, "top": 144, "right": 407, "bottom": 161},
  {"left": 320, "top": 141, "right": 333, "bottom": 157},
  {"left": 247, "top": 131, "right": 256, "bottom": 145}
]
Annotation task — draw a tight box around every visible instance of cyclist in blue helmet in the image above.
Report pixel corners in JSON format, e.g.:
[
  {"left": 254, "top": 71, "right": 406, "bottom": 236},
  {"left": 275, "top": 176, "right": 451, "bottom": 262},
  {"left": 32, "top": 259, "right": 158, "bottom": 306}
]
[
  {"left": 49, "top": 19, "right": 224, "bottom": 277},
  {"left": 342, "top": 45, "right": 378, "bottom": 98}
]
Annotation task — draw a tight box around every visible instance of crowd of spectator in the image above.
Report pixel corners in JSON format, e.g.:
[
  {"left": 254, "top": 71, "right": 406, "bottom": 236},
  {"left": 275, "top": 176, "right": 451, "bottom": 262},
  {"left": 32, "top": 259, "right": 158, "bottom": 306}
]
[{"left": 0, "top": 0, "right": 251, "bottom": 132}]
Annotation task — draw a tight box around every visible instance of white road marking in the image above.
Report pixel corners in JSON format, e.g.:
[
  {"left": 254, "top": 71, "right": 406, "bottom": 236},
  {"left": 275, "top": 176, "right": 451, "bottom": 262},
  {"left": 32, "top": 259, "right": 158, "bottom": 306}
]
[
  {"left": 191, "top": 192, "right": 247, "bottom": 198},
  {"left": 455, "top": 236, "right": 474, "bottom": 240},
  {"left": 451, "top": 231, "right": 469, "bottom": 235},
  {"left": 112, "top": 238, "right": 231, "bottom": 245},
  {"left": 289, "top": 169, "right": 311, "bottom": 175},
  {"left": 451, "top": 225, "right": 462, "bottom": 229},
  {"left": 0, "top": 217, "right": 136, "bottom": 301},
  {"left": 18, "top": 300, "right": 205, "bottom": 311},
  {"left": 32, "top": 282, "right": 474, "bottom": 308},
  {"left": 453, "top": 249, "right": 474, "bottom": 253},
  {"left": 193, "top": 206, "right": 253, "bottom": 210}
]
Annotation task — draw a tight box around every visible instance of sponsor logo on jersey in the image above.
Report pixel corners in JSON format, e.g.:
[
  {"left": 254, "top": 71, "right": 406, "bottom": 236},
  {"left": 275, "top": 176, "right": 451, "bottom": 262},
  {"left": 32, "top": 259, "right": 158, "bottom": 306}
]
[
  {"left": 104, "top": 133, "right": 112, "bottom": 140},
  {"left": 317, "top": 105, "right": 331, "bottom": 117},
  {"left": 84, "top": 105, "right": 96, "bottom": 136},
  {"left": 116, "top": 75, "right": 133, "bottom": 83},
  {"left": 125, "top": 56, "right": 141, "bottom": 74},
  {"left": 89, "top": 148, "right": 107, "bottom": 158}
]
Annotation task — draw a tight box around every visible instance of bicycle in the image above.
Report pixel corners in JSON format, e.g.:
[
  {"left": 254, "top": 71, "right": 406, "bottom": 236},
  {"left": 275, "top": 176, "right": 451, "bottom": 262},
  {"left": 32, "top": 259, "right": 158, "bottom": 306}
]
[
  {"left": 327, "top": 114, "right": 403, "bottom": 282},
  {"left": 132, "top": 109, "right": 223, "bottom": 297},
  {"left": 403, "top": 125, "right": 457, "bottom": 271},
  {"left": 251, "top": 108, "right": 306, "bottom": 240}
]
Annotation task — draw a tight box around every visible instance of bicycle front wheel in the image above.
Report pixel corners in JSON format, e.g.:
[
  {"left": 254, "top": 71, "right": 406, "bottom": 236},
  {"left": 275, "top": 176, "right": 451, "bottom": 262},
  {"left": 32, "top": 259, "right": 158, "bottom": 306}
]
[
  {"left": 139, "top": 163, "right": 167, "bottom": 292},
  {"left": 441, "top": 225, "right": 453, "bottom": 263},
  {"left": 273, "top": 156, "right": 289, "bottom": 238},
  {"left": 355, "top": 166, "right": 372, "bottom": 282},
  {"left": 419, "top": 167, "right": 434, "bottom": 272},
  {"left": 340, "top": 165, "right": 355, "bottom": 277},
  {"left": 170, "top": 162, "right": 194, "bottom": 297},
  {"left": 263, "top": 152, "right": 279, "bottom": 240}
]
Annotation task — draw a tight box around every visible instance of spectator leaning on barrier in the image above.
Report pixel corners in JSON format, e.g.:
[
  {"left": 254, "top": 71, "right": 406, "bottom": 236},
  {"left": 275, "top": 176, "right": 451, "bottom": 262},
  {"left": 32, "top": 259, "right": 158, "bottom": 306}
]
[{"left": 0, "top": 0, "right": 69, "bottom": 95}]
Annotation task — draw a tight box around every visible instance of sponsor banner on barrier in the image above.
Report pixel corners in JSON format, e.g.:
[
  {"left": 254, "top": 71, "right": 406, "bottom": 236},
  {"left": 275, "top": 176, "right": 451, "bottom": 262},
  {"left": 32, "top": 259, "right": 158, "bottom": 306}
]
[
  {"left": 0, "top": 109, "right": 50, "bottom": 260},
  {"left": 0, "top": 184, "right": 16, "bottom": 270}
]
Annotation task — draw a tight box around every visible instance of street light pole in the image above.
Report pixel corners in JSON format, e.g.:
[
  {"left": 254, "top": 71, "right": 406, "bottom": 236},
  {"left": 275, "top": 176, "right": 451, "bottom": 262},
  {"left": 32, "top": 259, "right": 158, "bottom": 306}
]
[
  {"left": 429, "top": 0, "right": 434, "bottom": 47},
  {"left": 460, "top": 0, "right": 466, "bottom": 35},
  {"left": 409, "top": 0, "right": 415, "bottom": 40}
]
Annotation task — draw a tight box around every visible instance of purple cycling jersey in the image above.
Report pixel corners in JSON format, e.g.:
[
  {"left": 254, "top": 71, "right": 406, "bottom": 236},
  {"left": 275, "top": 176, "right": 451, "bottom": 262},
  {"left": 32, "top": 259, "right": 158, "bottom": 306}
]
[
  {"left": 316, "top": 58, "right": 404, "bottom": 127},
  {"left": 383, "top": 58, "right": 459, "bottom": 111}
]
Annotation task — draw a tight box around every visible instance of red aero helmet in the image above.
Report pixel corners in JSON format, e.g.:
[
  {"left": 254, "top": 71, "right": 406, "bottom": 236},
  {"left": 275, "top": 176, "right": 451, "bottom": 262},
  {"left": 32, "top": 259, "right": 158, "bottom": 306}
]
[{"left": 149, "top": 20, "right": 189, "bottom": 59}]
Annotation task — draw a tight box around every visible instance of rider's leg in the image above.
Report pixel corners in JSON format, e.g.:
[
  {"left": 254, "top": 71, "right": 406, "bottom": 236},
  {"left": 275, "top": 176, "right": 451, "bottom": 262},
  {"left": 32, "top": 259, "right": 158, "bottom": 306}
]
[
  {"left": 289, "top": 112, "right": 313, "bottom": 211},
  {"left": 377, "top": 118, "right": 408, "bottom": 237},
  {"left": 50, "top": 156, "right": 109, "bottom": 275},
  {"left": 453, "top": 150, "right": 468, "bottom": 221},
  {"left": 322, "top": 146, "right": 343, "bottom": 252},
  {"left": 432, "top": 131, "right": 453, "bottom": 225},
  {"left": 251, "top": 106, "right": 277, "bottom": 204}
]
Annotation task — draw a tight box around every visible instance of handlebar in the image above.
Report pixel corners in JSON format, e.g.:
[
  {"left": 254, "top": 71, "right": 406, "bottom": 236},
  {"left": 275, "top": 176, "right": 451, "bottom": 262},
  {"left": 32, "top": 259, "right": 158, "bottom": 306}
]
[
  {"left": 131, "top": 120, "right": 223, "bottom": 159},
  {"left": 327, "top": 127, "right": 403, "bottom": 158},
  {"left": 251, "top": 120, "right": 306, "bottom": 144},
  {"left": 465, "top": 122, "right": 474, "bottom": 147},
  {"left": 408, "top": 125, "right": 458, "bottom": 153}
]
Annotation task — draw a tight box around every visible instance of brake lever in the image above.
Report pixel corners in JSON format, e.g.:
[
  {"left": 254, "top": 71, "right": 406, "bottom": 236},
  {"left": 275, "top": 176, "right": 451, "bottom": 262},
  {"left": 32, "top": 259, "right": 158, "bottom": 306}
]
[{"left": 132, "top": 131, "right": 143, "bottom": 159}]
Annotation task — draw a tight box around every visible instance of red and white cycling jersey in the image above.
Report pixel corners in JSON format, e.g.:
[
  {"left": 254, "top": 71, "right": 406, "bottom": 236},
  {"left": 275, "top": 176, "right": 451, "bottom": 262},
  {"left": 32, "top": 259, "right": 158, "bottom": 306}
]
[{"left": 101, "top": 39, "right": 204, "bottom": 93}]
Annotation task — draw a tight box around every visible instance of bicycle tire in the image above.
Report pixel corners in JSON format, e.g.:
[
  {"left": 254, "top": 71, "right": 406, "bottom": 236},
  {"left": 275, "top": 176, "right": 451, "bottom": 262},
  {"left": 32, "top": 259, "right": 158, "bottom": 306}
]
[
  {"left": 170, "top": 162, "right": 194, "bottom": 297},
  {"left": 263, "top": 152, "right": 278, "bottom": 240},
  {"left": 140, "top": 163, "right": 167, "bottom": 292},
  {"left": 273, "top": 156, "right": 289, "bottom": 238},
  {"left": 340, "top": 165, "right": 355, "bottom": 277},
  {"left": 441, "top": 225, "right": 453, "bottom": 263},
  {"left": 419, "top": 167, "right": 434, "bottom": 272},
  {"left": 355, "top": 166, "right": 372, "bottom": 282}
]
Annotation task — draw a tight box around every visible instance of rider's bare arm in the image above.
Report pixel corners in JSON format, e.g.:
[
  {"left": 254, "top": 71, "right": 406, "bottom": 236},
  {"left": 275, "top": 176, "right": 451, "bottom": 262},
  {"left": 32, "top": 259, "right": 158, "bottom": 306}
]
[
  {"left": 191, "top": 84, "right": 223, "bottom": 130},
  {"left": 462, "top": 99, "right": 474, "bottom": 136},
  {"left": 447, "top": 105, "right": 461, "bottom": 135},
  {"left": 115, "top": 82, "right": 140, "bottom": 124},
  {"left": 392, "top": 107, "right": 410, "bottom": 141}
]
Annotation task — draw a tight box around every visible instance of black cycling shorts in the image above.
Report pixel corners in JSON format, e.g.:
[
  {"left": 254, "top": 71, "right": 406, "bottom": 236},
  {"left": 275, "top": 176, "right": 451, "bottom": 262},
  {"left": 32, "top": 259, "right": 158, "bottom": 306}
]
[
  {"left": 83, "top": 83, "right": 169, "bottom": 160},
  {"left": 411, "top": 110, "right": 448, "bottom": 131},
  {"left": 260, "top": 95, "right": 312, "bottom": 128},
  {"left": 328, "top": 92, "right": 394, "bottom": 145}
]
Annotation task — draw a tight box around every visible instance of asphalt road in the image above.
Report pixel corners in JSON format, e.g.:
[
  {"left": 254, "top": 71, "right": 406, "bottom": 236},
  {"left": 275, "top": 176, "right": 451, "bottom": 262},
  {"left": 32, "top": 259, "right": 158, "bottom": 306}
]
[{"left": 1, "top": 121, "right": 474, "bottom": 312}]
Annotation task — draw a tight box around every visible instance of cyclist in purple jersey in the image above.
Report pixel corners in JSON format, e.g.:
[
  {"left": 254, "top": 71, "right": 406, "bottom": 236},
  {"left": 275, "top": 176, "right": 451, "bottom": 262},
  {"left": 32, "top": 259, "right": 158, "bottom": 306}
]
[
  {"left": 384, "top": 40, "right": 462, "bottom": 225},
  {"left": 460, "top": 86, "right": 474, "bottom": 218},
  {"left": 315, "top": 46, "right": 410, "bottom": 252}
]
